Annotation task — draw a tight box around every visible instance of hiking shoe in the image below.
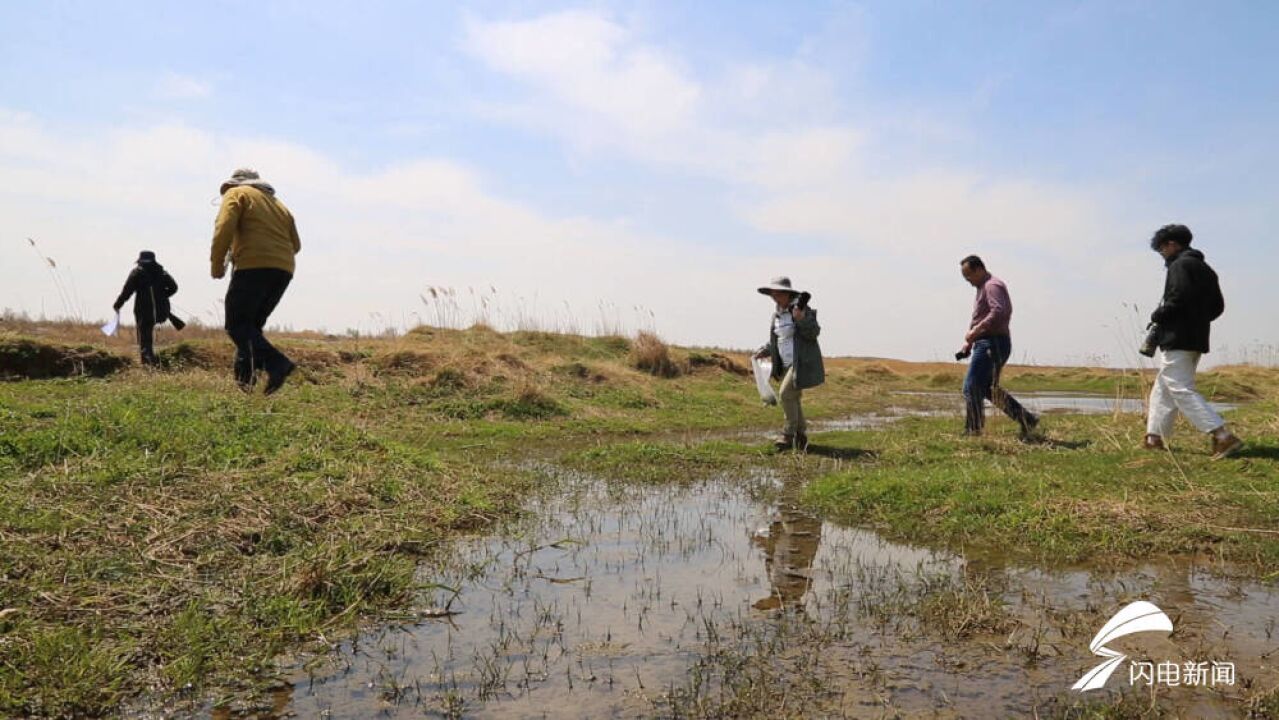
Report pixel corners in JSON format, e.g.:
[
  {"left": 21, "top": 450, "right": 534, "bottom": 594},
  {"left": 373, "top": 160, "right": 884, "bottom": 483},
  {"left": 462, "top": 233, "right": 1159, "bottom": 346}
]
[
  {"left": 774, "top": 435, "right": 795, "bottom": 452},
  {"left": 1019, "top": 413, "right": 1040, "bottom": 439},
  {"left": 795, "top": 433, "right": 809, "bottom": 452},
  {"left": 264, "top": 360, "right": 296, "bottom": 396},
  {"left": 1142, "top": 434, "right": 1165, "bottom": 451},
  {"left": 1211, "top": 433, "right": 1243, "bottom": 460},
  {"left": 236, "top": 368, "right": 258, "bottom": 394}
]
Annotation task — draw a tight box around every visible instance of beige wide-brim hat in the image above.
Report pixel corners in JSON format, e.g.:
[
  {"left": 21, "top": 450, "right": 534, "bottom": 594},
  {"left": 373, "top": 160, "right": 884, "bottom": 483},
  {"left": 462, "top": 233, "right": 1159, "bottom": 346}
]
[{"left": 757, "top": 276, "right": 802, "bottom": 295}]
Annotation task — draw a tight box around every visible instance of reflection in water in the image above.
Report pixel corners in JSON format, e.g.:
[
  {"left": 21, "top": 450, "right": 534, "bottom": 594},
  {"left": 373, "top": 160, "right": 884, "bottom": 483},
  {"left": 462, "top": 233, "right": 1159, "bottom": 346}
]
[
  {"left": 208, "top": 684, "right": 292, "bottom": 720},
  {"left": 200, "top": 469, "right": 1277, "bottom": 719},
  {"left": 751, "top": 501, "right": 822, "bottom": 612}
]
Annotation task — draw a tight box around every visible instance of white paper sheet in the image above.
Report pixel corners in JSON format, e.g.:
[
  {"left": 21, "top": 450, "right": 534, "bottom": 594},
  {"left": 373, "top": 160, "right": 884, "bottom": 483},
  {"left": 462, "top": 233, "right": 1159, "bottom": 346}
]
[
  {"left": 101, "top": 312, "right": 120, "bottom": 337},
  {"left": 752, "top": 356, "right": 778, "bottom": 405}
]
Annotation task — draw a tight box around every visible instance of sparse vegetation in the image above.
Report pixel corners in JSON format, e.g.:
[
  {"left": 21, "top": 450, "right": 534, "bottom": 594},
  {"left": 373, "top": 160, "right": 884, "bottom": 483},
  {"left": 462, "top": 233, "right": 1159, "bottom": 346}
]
[
  {"left": 1, "top": 317, "right": 1276, "bottom": 717},
  {"left": 630, "top": 330, "right": 682, "bottom": 377}
]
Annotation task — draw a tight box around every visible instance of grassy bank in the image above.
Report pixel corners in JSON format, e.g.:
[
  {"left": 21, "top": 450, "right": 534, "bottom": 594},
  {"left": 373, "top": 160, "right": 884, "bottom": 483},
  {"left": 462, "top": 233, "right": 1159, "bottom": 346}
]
[
  {"left": 804, "top": 397, "right": 1279, "bottom": 567},
  {"left": 562, "top": 394, "right": 1279, "bottom": 570},
  {"left": 2, "top": 320, "right": 1277, "bottom": 717},
  {"left": 1, "top": 324, "right": 889, "bottom": 717},
  {"left": 0, "top": 374, "right": 528, "bottom": 716}
]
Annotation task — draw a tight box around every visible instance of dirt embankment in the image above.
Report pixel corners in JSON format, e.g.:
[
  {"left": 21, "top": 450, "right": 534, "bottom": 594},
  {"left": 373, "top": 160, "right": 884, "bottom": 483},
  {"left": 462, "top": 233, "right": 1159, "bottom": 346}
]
[
  {"left": 2, "top": 319, "right": 1271, "bottom": 403},
  {"left": 0, "top": 336, "right": 130, "bottom": 379},
  {"left": 0, "top": 322, "right": 747, "bottom": 386}
]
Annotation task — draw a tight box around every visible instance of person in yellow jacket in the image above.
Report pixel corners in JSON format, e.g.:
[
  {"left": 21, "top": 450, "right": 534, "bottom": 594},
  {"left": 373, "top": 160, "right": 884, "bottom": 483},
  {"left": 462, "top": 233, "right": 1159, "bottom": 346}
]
[{"left": 210, "top": 168, "right": 301, "bottom": 394}]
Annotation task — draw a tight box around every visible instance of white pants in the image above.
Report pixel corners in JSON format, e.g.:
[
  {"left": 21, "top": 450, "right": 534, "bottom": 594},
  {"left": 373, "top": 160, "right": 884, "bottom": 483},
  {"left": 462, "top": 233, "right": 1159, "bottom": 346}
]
[{"left": 1146, "top": 349, "right": 1224, "bottom": 437}]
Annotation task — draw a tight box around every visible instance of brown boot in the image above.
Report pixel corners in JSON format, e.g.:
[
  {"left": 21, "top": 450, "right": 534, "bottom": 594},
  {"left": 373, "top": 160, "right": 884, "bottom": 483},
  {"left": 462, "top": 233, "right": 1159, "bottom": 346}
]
[
  {"left": 1211, "top": 431, "right": 1243, "bottom": 460},
  {"left": 1142, "top": 434, "right": 1165, "bottom": 451},
  {"left": 774, "top": 435, "right": 795, "bottom": 452}
]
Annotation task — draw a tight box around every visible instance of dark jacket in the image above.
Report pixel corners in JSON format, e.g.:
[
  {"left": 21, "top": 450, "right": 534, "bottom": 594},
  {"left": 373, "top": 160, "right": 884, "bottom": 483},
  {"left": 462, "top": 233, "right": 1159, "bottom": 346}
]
[
  {"left": 114, "top": 261, "right": 178, "bottom": 326},
  {"left": 1151, "top": 248, "right": 1224, "bottom": 354},
  {"left": 767, "top": 306, "right": 825, "bottom": 390}
]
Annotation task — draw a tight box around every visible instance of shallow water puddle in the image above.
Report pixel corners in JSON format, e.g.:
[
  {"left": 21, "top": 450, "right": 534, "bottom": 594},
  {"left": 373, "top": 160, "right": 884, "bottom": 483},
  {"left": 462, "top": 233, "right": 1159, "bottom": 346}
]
[
  {"left": 227, "top": 468, "right": 1277, "bottom": 719},
  {"left": 239, "top": 473, "right": 941, "bottom": 717},
  {"left": 779, "top": 391, "right": 1238, "bottom": 436},
  {"left": 889, "top": 390, "right": 1238, "bottom": 417}
]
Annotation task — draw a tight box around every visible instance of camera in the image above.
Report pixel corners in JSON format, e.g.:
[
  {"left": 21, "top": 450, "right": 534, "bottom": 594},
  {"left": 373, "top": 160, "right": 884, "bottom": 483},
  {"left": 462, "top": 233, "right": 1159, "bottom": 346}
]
[
  {"left": 1138, "top": 322, "right": 1160, "bottom": 358},
  {"left": 955, "top": 348, "right": 971, "bottom": 361},
  {"left": 789, "top": 291, "right": 812, "bottom": 311}
]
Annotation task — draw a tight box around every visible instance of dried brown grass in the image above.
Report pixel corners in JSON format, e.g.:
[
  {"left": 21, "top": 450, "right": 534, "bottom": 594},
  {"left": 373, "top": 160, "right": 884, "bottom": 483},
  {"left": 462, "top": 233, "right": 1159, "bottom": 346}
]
[{"left": 630, "top": 331, "right": 683, "bottom": 378}]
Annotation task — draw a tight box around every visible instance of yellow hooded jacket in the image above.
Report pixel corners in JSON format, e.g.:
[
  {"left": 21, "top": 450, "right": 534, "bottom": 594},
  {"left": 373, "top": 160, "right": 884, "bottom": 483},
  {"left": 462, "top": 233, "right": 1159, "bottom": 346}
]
[{"left": 210, "top": 186, "right": 301, "bottom": 276}]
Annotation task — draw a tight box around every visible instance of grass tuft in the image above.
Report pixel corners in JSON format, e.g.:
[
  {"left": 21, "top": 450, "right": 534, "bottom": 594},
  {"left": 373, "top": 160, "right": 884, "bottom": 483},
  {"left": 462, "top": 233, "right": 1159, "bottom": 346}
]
[{"left": 630, "top": 331, "right": 683, "bottom": 378}]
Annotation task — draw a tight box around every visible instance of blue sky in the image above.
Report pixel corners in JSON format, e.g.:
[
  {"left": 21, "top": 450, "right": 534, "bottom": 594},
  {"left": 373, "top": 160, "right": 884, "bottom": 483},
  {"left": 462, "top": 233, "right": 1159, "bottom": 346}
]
[{"left": 2, "top": 1, "right": 1276, "bottom": 365}]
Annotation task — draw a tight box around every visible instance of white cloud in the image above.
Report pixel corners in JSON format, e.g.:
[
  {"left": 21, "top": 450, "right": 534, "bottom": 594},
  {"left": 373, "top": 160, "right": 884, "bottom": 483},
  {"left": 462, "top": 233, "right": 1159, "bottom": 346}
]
[
  {"left": 1, "top": 108, "right": 1267, "bottom": 368},
  {"left": 461, "top": 10, "right": 1130, "bottom": 268},
  {"left": 0, "top": 112, "right": 776, "bottom": 345},
  {"left": 742, "top": 170, "right": 1111, "bottom": 256},
  {"left": 454, "top": 10, "right": 1279, "bottom": 366},
  {"left": 464, "top": 11, "right": 700, "bottom": 139},
  {"left": 156, "top": 71, "right": 212, "bottom": 100},
  {"left": 3, "top": 5, "right": 1273, "bottom": 367},
  {"left": 731, "top": 126, "right": 865, "bottom": 191}
]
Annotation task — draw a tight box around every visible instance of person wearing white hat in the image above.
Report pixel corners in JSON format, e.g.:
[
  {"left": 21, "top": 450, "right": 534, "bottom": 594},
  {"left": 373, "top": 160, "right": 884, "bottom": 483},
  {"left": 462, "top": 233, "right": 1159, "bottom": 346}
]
[
  {"left": 754, "top": 276, "right": 825, "bottom": 451},
  {"left": 209, "top": 168, "right": 301, "bottom": 394}
]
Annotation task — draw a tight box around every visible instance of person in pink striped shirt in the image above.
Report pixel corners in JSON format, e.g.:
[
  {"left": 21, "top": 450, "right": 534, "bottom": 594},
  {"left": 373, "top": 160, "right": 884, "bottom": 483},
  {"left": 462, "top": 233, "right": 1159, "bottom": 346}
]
[{"left": 957, "top": 255, "right": 1039, "bottom": 438}]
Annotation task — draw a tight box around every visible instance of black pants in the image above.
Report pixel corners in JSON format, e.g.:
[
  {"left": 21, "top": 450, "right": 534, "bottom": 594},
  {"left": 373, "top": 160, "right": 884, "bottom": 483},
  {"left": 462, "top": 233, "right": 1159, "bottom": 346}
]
[
  {"left": 225, "top": 268, "right": 293, "bottom": 385},
  {"left": 135, "top": 318, "right": 158, "bottom": 366}
]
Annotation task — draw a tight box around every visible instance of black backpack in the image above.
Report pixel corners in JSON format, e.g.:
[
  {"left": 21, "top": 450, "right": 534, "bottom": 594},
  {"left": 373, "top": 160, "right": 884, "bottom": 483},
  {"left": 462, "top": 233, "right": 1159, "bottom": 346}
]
[{"left": 136, "top": 265, "right": 177, "bottom": 322}]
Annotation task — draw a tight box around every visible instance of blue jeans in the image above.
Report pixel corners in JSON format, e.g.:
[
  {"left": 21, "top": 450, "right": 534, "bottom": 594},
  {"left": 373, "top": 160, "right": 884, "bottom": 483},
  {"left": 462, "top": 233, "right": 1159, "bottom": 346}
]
[{"left": 963, "top": 336, "right": 1034, "bottom": 433}]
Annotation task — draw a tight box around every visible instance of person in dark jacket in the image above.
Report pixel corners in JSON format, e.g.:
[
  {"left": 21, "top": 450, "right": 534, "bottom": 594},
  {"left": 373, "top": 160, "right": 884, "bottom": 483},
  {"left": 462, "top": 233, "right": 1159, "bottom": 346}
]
[
  {"left": 1144, "top": 224, "right": 1243, "bottom": 458},
  {"left": 754, "top": 276, "right": 825, "bottom": 452},
  {"left": 112, "top": 250, "right": 181, "bottom": 366}
]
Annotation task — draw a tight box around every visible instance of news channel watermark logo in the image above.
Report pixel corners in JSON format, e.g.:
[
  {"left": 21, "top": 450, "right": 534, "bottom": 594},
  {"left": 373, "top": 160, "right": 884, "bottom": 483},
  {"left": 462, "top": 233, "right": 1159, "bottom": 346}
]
[{"left": 1073, "top": 600, "right": 1235, "bottom": 692}]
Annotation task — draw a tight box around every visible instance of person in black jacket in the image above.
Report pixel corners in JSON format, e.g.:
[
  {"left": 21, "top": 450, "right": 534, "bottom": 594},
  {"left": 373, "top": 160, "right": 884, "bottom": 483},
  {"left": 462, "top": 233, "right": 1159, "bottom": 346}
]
[
  {"left": 112, "top": 251, "right": 182, "bottom": 366},
  {"left": 1144, "top": 224, "right": 1243, "bottom": 458}
]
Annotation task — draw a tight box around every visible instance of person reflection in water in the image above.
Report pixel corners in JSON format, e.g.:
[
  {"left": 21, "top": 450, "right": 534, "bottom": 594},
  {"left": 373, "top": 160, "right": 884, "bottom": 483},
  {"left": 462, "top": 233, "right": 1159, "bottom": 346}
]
[{"left": 752, "top": 503, "right": 823, "bottom": 612}]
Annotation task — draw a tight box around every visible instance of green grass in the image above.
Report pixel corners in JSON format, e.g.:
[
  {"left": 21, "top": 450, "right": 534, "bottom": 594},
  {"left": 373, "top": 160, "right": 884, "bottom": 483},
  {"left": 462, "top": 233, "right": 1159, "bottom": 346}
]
[
  {"left": 1, "top": 324, "right": 1277, "bottom": 717},
  {"left": 997, "top": 368, "right": 1262, "bottom": 401},
  {"left": 0, "top": 375, "right": 523, "bottom": 717},
  {"left": 548, "top": 403, "right": 1279, "bottom": 569},
  {"left": 563, "top": 439, "right": 765, "bottom": 483},
  {"left": 0, "top": 349, "right": 895, "bottom": 717},
  {"left": 804, "top": 402, "right": 1279, "bottom": 566}
]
